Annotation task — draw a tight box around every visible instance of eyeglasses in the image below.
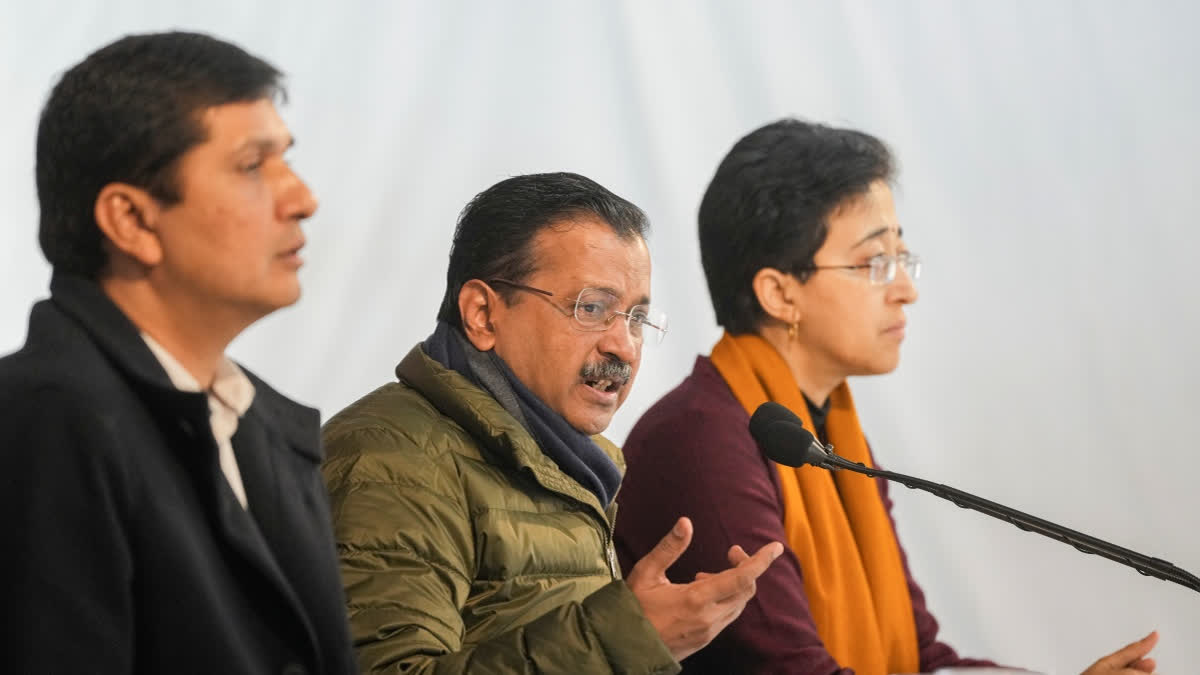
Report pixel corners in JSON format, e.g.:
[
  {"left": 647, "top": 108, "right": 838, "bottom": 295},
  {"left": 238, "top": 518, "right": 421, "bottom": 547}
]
[
  {"left": 487, "top": 279, "right": 669, "bottom": 345},
  {"left": 797, "top": 252, "right": 922, "bottom": 286}
]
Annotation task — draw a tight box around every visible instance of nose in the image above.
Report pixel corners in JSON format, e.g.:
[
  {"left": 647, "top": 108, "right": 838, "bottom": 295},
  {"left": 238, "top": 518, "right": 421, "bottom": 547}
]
[
  {"left": 596, "top": 315, "right": 640, "bottom": 365},
  {"left": 888, "top": 264, "right": 918, "bottom": 305},
  {"left": 276, "top": 163, "right": 319, "bottom": 222}
]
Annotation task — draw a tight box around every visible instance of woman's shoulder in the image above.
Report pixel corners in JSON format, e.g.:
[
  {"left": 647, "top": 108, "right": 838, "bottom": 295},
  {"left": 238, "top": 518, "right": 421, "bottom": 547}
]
[{"left": 624, "top": 356, "right": 758, "bottom": 463}]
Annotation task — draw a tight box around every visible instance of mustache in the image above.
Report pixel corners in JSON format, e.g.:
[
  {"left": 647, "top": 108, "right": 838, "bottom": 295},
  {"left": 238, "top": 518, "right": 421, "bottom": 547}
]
[{"left": 580, "top": 358, "right": 633, "bottom": 383}]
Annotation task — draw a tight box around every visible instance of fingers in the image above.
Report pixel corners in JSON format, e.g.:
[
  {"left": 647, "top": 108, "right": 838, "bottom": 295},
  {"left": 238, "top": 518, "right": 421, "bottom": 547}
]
[
  {"left": 726, "top": 544, "right": 749, "bottom": 567},
  {"left": 698, "top": 541, "right": 783, "bottom": 603},
  {"left": 1107, "top": 631, "right": 1158, "bottom": 666},
  {"left": 626, "top": 517, "right": 693, "bottom": 587},
  {"left": 696, "top": 544, "right": 765, "bottom": 582},
  {"left": 1084, "top": 631, "right": 1158, "bottom": 674},
  {"left": 736, "top": 542, "right": 784, "bottom": 577},
  {"left": 636, "top": 537, "right": 784, "bottom": 663},
  {"left": 1129, "top": 657, "right": 1156, "bottom": 673}
]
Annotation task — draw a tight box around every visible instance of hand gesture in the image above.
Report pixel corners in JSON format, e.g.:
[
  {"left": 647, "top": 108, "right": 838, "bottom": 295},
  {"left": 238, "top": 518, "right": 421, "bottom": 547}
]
[
  {"left": 1081, "top": 631, "right": 1158, "bottom": 674},
  {"left": 625, "top": 516, "right": 783, "bottom": 662}
]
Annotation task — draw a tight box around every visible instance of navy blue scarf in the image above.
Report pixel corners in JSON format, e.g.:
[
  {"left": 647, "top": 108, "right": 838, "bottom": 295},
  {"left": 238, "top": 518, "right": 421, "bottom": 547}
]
[{"left": 423, "top": 322, "right": 622, "bottom": 508}]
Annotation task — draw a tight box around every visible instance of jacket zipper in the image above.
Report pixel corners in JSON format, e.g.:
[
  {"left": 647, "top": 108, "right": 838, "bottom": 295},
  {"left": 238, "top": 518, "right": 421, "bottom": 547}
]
[
  {"left": 572, "top": 500, "right": 619, "bottom": 580},
  {"left": 602, "top": 522, "right": 617, "bottom": 580}
]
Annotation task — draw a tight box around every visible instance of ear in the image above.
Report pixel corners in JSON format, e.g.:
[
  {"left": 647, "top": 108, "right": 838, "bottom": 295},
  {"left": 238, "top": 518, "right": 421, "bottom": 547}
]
[
  {"left": 751, "top": 267, "right": 801, "bottom": 325},
  {"left": 93, "top": 182, "right": 164, "bottom": 268},
  {"left": 458, "top": 280, "right": 500, "bottom": 351}
]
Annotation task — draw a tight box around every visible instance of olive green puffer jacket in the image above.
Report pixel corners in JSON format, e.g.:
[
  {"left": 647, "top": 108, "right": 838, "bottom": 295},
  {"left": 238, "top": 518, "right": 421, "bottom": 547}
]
[{"left": 321, "top": 345, "right": 678, "bottom": 674}]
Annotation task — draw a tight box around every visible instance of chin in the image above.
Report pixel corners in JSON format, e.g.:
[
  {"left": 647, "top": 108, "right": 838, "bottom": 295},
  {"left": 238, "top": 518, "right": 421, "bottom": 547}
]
[
  {"left": 848, "top": 352, "right": 901, "bottom": 377},
  {"left": 566, "top": 413, "right": 613, "bottom": 437},
  {"left": 866, "top": 356, "right": 902, "bottom": 375},
  {"left": 264, "top": 281, "right": 302, "bottom": 310},
  {"left": 239, "top": 291, "right": 299, "bottom": 324},
  {"left": 278, "top": 289, "right": 302, "bottom": 309}
]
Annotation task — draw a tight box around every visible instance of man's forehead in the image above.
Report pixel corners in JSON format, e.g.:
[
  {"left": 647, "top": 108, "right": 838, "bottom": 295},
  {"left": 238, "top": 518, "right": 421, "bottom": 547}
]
[
  {"left": 198, "top": 99, "right": 292, "bottom": 149},
  {"left": 531, "top": 220, "right": 651, "bottom": 299}
]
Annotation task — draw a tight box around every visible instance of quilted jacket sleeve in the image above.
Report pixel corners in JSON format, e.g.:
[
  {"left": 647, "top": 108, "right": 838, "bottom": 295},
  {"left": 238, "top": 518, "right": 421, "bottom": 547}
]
[{"left": 322, "top": 423, "right": 678, "bottom": 675}]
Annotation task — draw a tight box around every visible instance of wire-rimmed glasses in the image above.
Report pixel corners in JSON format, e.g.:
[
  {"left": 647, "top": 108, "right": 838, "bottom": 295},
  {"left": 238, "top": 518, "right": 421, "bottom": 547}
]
[
  {"left": 487, "top": 279, "right": 668, "bottom": 345},
  {"left": 797, "top": 252, "right": 921, "bottom": 286}
]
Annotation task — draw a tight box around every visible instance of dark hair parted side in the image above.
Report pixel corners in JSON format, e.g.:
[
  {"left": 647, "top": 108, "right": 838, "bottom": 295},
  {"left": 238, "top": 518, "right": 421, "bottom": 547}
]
[
  {"left": 436, "top": 172, "right": 649, "bottom": 329},
  {"left": 698, "top": 118, "right": 895, "bottom": 334},
  {"left": 37, "top": 31, "right": 285, "bottom": 278}
]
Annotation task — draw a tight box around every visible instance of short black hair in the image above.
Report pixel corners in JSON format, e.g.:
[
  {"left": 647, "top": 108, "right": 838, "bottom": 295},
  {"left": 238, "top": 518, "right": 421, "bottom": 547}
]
[
  {"left": 436, "top": 172, "right": 649, "bottom": 329},
  {"left": 36, "top": 31, "right": 285, "bottom": 278},
  {"left": 698, "top": 118, "right": 895, "bottom": 334}
]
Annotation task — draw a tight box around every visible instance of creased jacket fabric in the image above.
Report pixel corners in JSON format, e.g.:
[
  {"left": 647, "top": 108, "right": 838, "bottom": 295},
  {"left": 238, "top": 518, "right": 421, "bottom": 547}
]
[
  {"left": 321, "top": 344, "right": 677, "bottom": 674},
  {"left": 0, "top": 275, "right": 356, "bottom": 675}
]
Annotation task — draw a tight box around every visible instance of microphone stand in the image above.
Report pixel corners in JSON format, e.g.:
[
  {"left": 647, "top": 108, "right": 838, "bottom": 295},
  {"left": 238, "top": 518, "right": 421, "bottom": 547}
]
[{"left": 813, "top": 444, "right": 1200, "bottom": 594}]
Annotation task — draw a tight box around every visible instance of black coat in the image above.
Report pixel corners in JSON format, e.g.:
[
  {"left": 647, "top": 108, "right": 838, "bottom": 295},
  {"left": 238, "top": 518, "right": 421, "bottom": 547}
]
[{"left": 0, "top": 275, "right": 356, "bottom": 675}]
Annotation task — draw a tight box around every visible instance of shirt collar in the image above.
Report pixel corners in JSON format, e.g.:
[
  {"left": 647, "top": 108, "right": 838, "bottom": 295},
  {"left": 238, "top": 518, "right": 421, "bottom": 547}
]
[
  {"left": 803, "top": 393, "right": 832, "bottom": 442},
  {"left": 141, "top": 333, "right": 256, "bottom": 416}
]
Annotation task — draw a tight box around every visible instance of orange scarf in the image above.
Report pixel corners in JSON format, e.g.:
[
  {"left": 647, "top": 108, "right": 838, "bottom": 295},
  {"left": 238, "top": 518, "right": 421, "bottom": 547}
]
[{"left": 710, "top": 332, "right": 919, "bottom": 674}]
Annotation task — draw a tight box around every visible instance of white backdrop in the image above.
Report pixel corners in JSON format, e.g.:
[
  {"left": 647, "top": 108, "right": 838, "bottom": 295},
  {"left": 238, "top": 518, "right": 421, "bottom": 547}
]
[{"left": 2, "top": 2, "right": 1197, "bottom": 672}]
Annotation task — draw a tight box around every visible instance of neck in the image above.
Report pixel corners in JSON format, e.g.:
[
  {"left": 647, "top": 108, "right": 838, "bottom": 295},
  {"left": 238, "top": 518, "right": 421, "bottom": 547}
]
[
  {"left": 756, "top": 322, "right": 846, "bottom": 407},
  {"left": 100, "top": 274, "right": 252, "bottom": 388}
]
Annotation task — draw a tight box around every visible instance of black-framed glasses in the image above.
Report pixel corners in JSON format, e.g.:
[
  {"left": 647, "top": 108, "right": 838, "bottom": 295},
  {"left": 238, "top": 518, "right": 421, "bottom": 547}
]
[
  {"left": 796, "top": 252, "right": 922, "bottom": 286},
  {"left": 487, "top": 279, "right": 668, "bottom": 345}
]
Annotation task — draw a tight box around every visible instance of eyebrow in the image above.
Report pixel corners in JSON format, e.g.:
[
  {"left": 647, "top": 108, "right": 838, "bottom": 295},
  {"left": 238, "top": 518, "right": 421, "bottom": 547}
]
[
  {"left": 589, "top": 285, "right": 651, "bottom": 307},
  {"left": 851, "top": 225, "right": 904, "bottom": 249},
  {"left": 233, "top": 135, "right": 295, "bottom": 155}
]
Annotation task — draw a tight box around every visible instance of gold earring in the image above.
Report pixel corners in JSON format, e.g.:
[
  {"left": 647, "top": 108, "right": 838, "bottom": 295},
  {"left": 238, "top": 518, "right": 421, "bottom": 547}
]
[{"left": 787, "top": 321, "right": 798, "bottom": 341}]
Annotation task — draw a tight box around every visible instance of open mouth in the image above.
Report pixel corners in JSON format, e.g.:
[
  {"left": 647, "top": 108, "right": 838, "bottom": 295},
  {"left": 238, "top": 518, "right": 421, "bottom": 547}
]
[{"left": 583, "top": 378, "right": 622, "bottom": 394}]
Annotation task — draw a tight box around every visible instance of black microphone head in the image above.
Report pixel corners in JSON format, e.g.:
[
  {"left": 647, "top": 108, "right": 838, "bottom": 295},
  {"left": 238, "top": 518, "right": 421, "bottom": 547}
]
[
  {"left": 748, "top": 402, "right": 825, "bottom": 468},
  {"left": 748, "top": 401, "right": 797, "bottom": 438}
]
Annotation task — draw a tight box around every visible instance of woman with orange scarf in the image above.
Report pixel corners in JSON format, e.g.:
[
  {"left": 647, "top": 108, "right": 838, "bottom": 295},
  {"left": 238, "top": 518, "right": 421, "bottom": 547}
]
[{"left": 613, "top": 120, "right": 1158, "bottom": 674}]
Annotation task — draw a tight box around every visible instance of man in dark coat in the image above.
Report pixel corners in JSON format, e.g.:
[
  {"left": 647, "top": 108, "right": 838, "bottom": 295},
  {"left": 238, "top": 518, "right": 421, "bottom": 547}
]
[{"left": 0, "top": 32, "right": 356, "bottom": 675}]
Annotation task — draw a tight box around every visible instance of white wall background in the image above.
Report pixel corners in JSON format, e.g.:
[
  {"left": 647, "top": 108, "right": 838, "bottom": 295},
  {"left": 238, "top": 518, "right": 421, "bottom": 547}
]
[{"left": 2, "top": 2, "right": 1197, "bottom": 672}]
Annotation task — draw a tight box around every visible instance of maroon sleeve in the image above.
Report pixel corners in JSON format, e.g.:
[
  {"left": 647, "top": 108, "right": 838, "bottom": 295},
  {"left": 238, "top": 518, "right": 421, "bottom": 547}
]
[
  {"left": 872, "top": 472, "right": 1000, "bottom": 671},
  {"left": 614, "top": 359, "right": 1003, "bottom": 674},
  {"left": 614, "top": 385, "right": 853, "bottom": 675}
]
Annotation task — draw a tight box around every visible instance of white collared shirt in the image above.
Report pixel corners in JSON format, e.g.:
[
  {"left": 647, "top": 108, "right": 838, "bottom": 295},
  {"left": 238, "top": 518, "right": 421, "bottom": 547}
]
[{"left": 142, "top": 334, "right": 256, "bottom": 510}]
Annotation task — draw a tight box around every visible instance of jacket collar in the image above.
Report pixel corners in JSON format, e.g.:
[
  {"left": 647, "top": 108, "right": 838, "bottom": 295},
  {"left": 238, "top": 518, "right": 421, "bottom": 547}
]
[
  {"left": 44, "top": 274, "right": 327, "bottom": 663},
  {"left": 46, "top": 274, "right": 322, "bottom": 460},
  {"left": 395, "top": 344, "right": 625, "bottom": 518},
  {"left": 49, "top": 274, "right": 179, "bottom": 392}
]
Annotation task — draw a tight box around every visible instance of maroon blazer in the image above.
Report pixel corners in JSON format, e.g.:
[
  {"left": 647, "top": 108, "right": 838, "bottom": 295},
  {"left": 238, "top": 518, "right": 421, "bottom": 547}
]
[{"left": 614, "top": 356, "right": 997, "bottom": 674}]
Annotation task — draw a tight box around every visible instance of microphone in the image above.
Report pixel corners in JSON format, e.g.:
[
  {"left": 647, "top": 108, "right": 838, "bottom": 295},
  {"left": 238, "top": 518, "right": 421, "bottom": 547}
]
[
  {"left": 748, "top": 401, "right": 1200, "bottom": 595},
  {"left": 749, "top": 402, "right": 835, "bottom": 468}
]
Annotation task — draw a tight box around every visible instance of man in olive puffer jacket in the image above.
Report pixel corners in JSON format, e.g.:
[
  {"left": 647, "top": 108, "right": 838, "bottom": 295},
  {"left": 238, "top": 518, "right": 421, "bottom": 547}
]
[{"left": 322, "top": 172, "right": 783, "bottom": 674}]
